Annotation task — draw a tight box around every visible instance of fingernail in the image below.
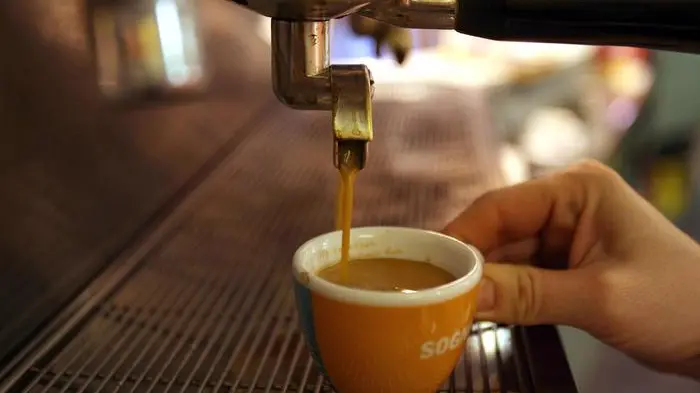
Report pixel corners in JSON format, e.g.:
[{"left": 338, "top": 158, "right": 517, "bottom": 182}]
[{"left": 477, "top": 277, "right": 495, "bottom": 311}]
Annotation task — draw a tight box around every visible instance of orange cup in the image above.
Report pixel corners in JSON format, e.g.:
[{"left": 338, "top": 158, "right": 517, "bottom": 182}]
[{"left": 293, "top": 226, "right": 483, "bottom": 393}]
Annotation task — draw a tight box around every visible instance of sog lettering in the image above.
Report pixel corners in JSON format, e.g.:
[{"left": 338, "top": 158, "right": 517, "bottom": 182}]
[{"left": 419, "top": 327, "right": 469, "bottom": 360}]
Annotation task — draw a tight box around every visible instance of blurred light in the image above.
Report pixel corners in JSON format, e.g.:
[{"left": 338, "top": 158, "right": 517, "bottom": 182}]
[
  {"left": 606, "top": 97, "right": 639, "bottom": 131},
  {"left": 470, "top": 322, "right": 514, "bottom": 364},
  {"left": 155, "top": 0, "right": 189, "bottom": 84},
  {"left": 373, "top": 83, "right": 430, "bottom": 102},
  {"left": 475, "top": 321, "right": 497, "bottom": 330},
  {"left": 257, "top": 16, "right": 271, "bottom": 45},
  {"left": 500, "top": 144, "right": 530, "bottom": 185},
  {"left": 521, "top": 107, "right": 591, "bottom": 167},
  {"left": 604, "top": 58, "right": 652, "bottom": 98},
  {"left": 479, "top": 324, "right": 498, "bottom": 355}
]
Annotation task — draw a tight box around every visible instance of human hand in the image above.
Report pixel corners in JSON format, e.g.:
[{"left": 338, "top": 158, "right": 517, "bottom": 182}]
[{"left": 444, "top": 161, "right": 700, "bottom": 379}]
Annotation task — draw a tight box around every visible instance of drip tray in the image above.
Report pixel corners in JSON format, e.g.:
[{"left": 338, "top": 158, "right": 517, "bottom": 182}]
[
  {"left": 19, "top": 266, "right": 529, "bottom": 393},
  {"left": 0, "top": 85, "right": 576, "bottom": 393},
  {"left": 7, "top": 262, "right": 573, "bottom": 393}
]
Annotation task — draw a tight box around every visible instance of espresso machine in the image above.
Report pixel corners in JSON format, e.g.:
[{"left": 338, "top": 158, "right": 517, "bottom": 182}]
[
  {"left": 0, "top": 1, "right": 699, "bottom": 393},
  {"left": 86, "top": 0, "right": 700, "bottom": 174}
]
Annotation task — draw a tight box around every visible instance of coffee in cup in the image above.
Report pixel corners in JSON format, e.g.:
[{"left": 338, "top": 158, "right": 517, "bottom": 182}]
[
  {"left": 293, "top": 226, "right": 483, "bottom": 393},
  {"left": 317, "top": 257, "right": 456, "bottom": 292}
]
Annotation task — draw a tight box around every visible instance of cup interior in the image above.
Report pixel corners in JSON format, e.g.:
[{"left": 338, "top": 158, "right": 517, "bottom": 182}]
[{"left": 293, "top": 226, "right": 483, "bottom": 307}]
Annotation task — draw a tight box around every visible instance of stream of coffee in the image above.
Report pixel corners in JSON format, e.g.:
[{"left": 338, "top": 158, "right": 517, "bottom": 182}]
[
  {"left": 335, "top": 166, "right": 358, "bottom": 280},
  {"left": 327, "top": 166, "right": 457, "bottom": 293}
]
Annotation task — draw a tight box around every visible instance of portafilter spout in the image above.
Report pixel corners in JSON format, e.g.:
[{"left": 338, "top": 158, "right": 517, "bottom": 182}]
[{"left": 271, "top": 20, "right": 374, "bottom": 170}]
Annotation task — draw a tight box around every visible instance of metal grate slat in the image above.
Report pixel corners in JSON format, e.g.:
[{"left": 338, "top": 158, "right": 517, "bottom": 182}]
[
  {"left": 278, "top": 335, "right": 305, "bottom": 393},
  {"left": 111, "top": 271, "right": 221, "bottom": 392},
  {"left": 91, "top": 282, "right": 200, "bottom": 393},
  {"left": 127, "top": 268, "right": 231, "bottom": 393},
  {"left": 1, "top": 83, "right": 540, "bottom": 393},
  {"left": 148, "top": 268, "right": 241, "bottom": 393},
  {"left": 229, "top": 272, "right": 291, "bottom": 391},
  {"left": 23, "top": 269, "right": 173, "bottom": 393},
  {"left": 65, "top": 282, "right": 179, "bottom": 393},
  {"left": 198, "top": 263, "right": 278, "bottom": 393},
  {"left": 21, "top": 325, "right": 519, "bottom": 393}
]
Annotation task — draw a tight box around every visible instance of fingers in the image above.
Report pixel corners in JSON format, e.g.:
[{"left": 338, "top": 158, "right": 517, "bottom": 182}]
[
  {"left": 476, "top": 263, "right": 597, "bottom": 328},
  {"left": 445, "top": 176, "right": 584, "bottom": 255},
  {"left": 486, "top": 238, "right": 540, "bottom": 264},
  {"left": 444, "top": 161, "right": 609, "bottom": 255},
  {"left": 446, "top": 160, "right": 618, "bottom": 327}
]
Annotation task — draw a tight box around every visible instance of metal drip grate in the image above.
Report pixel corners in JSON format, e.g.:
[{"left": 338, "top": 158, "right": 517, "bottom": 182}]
[
  {"left": 16, "top": 258, "right": 529, "bottom": 393},
  {"left": 0, "top": 84, "right": 574, "bottom": 393}
]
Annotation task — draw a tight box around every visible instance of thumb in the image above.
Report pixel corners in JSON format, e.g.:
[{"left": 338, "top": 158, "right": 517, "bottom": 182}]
[{"left": 476, "top": 263, "right": 596, "bottom": 328}]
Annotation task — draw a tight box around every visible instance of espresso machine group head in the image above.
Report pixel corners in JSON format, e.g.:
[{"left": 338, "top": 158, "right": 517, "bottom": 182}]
[{"left": 86, "top": 0, "right": 700, "bottom": 170}]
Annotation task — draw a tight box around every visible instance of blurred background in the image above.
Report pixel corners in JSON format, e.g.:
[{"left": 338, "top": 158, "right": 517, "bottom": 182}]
[{"left": 2, "top": 2, "right": 700, "bottom": 392}]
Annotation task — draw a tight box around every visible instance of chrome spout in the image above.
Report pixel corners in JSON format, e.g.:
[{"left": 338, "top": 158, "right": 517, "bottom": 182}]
[{"left": 271, "top": 20, "right": 332, "bottom": 110}]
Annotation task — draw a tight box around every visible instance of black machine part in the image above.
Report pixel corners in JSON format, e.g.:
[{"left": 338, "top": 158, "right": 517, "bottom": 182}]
[{"left": 455, "top": 0, "right": 700, "bottom": 53}]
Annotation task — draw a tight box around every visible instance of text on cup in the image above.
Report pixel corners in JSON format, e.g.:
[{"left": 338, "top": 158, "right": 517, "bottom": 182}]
[{"left": 419, "top": 326, "right": 469, "bottom": 360}]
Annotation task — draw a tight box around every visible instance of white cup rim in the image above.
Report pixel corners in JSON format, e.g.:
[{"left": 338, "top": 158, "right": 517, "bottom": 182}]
[{"left": 292, "top": 226, "right": 484, "bottom": 307}]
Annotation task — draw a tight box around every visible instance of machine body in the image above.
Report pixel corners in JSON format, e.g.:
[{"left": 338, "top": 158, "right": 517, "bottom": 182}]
[{"left": 85, "top": 0, "right": 700, "bottom": 170}]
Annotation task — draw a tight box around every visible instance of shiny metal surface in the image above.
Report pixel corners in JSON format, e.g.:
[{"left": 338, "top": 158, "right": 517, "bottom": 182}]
[
  {"left": 229, "top": 0, "right": 370, "bottom": 20},
  {"left": 85, "top": 0, "right": 456, "bottom": 104},
  {"left": 270, "top": 20, "right": 373, "bottom": 169},
  {"left": 225, "top": 0, "right": 455, "bottom": 27},
  {"left": 331, "top": 64, "right": 374, "bottom": 170},
  {"left": 83, "top": 0, "right": 457, "bottom": 171},
  {"left": 87, "top": 0, "right": 208, "bottom": 101},
  {"left": 271, "top": 21, "right": 332, "bottom": 110},
  {"left": 361, "top": 0, "right": 456, "bottom": 29}
]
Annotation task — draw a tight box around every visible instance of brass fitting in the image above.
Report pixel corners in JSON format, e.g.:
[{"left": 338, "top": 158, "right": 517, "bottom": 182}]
[{"left": 331, "top": 65, "right": 374, "bottom": 171}]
